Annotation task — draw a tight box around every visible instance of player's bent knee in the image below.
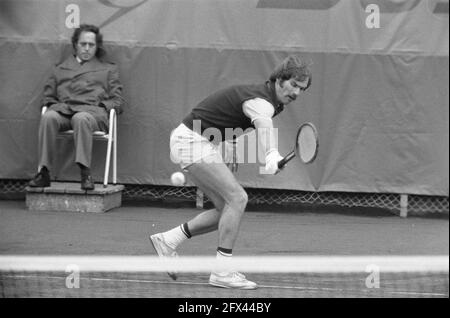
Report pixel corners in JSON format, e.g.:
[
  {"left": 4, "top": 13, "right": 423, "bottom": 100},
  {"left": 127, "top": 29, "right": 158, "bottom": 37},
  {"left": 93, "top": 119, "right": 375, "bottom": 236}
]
[
  {"left": 228, "top": 189, "right": 248, "bottom": 212},
  {"left": 240, "top": 190, "right": 248, "bottom": 207}
]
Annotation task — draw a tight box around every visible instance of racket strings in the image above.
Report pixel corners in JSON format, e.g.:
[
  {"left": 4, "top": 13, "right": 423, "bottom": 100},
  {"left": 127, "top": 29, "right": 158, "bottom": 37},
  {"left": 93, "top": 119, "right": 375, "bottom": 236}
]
[{"left": 297, "top": 124, "right": 318, "bottom": 163}]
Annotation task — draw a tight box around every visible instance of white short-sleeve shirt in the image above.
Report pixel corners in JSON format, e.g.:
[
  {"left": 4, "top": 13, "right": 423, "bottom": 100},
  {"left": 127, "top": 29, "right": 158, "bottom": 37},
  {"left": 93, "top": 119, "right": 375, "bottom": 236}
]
[{"left": 242, "top": 98, "right": 275, "bottom": 123}]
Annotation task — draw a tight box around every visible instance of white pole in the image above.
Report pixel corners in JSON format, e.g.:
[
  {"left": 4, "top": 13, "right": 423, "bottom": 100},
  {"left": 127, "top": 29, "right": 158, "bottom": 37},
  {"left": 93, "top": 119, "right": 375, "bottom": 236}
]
[{"left": 400, "top": 194, "right": 408, "bottom": 218}]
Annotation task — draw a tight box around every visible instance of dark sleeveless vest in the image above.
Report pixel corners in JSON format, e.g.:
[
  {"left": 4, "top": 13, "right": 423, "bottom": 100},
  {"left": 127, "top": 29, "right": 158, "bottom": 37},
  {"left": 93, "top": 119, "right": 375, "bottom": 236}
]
[{"left": 182, "top": 81, "right": 283, "bottom": 141}]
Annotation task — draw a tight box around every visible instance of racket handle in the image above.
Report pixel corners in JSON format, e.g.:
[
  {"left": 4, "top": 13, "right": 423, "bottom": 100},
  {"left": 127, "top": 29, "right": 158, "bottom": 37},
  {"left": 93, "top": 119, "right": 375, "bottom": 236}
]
[{"left": 278, "top": 151, "right": 295, "bottom": 169}]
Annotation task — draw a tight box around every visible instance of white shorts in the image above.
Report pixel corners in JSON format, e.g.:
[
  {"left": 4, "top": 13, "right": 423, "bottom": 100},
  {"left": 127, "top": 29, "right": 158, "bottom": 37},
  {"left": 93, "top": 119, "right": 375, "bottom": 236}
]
[{"left": 170, "top": 123, "right": 224, "bottom": 170}]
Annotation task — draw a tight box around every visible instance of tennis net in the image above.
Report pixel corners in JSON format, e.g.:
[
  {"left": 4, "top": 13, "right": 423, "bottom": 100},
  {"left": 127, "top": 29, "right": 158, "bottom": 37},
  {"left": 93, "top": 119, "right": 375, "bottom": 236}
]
[{"left": 0, "top": 255, "right": 448, "bottom": 298}]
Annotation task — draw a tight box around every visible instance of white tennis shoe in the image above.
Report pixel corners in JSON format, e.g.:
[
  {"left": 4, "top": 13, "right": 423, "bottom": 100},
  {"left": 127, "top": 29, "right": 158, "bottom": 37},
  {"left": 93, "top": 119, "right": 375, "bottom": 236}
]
[
  {"left": 209, "top": 271, "right": 258, "bottom": 289},
  {"left": 149, "top": 233, "right": 178, "bottom": 280}
]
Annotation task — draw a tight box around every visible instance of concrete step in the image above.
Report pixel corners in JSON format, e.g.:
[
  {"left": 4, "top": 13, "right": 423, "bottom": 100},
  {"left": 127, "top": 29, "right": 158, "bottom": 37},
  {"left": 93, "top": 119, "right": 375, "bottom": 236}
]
[{"left": 26, "top": 182, "right": 124, "bottom": 213}]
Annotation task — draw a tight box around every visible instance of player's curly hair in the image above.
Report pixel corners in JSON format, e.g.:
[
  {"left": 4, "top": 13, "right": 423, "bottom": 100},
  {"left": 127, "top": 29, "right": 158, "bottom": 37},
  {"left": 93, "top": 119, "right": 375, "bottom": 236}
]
[
  {"left": 269, "top": 55, "right": 312, "bottom": 90},
  {"left": 71, "top": 24, "right": 106, "bottom": 59}
]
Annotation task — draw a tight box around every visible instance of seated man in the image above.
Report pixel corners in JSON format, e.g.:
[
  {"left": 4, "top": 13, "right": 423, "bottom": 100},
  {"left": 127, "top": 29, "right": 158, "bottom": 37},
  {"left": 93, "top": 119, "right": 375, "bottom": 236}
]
[{"left": 29, "top": 24, "right": 124, "bottom": 190}]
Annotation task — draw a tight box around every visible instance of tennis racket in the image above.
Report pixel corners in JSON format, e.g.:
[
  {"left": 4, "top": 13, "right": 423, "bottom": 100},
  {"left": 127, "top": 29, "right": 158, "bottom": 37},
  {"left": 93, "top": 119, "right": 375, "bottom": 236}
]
[{"left": 278, "top": 122, "right": 319, "bottom": 169}]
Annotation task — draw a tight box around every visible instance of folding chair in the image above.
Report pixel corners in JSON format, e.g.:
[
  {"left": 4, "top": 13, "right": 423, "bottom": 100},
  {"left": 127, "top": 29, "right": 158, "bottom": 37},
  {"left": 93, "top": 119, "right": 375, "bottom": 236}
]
[{"left": 40, "top": 106, "right": 117, "bottom": 187}]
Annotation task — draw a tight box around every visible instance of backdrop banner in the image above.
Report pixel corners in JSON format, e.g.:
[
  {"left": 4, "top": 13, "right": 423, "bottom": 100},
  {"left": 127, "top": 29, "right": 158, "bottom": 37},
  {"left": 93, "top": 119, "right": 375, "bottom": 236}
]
[{"left": 0, "top": 0, "right": 448, "bottom": 195}]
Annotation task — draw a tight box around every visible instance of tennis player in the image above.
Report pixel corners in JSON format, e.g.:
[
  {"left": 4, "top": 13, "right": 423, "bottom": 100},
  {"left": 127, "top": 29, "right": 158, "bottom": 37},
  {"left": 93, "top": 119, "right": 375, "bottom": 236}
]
[{"left": 151, "top": 55, "right": 312, "bottom": 289}]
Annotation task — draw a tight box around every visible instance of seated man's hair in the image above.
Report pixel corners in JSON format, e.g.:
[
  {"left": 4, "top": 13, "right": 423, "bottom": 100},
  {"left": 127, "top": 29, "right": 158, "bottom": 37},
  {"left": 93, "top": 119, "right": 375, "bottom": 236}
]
[
  {"left": 269, "top": 55, "right": 312, "bottom": 90},
  {"left": 71, "top": 24, "right": 106, "bottom": 59}
]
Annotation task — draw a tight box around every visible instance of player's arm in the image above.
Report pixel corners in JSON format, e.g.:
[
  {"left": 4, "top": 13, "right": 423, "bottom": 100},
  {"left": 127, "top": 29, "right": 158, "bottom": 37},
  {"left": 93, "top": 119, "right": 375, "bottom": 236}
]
[{"left": 243, "top": 98, "right": 283, "bottom": 174}]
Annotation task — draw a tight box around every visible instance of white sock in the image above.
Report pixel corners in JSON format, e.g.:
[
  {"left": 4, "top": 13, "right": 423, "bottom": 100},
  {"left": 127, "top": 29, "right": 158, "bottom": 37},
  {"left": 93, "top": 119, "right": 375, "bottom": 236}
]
[
  {"left": 162, "top": 225, "right": 188, "bottom": 249},
  {"left": 216, "top": 250, "right": 233, "bottom": 275}
]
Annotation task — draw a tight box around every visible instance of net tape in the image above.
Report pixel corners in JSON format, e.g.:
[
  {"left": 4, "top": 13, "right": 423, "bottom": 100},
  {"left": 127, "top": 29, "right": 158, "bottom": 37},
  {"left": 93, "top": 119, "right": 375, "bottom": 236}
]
[{"left": 1, "top": 255, "right": 448, "bottom": 273}]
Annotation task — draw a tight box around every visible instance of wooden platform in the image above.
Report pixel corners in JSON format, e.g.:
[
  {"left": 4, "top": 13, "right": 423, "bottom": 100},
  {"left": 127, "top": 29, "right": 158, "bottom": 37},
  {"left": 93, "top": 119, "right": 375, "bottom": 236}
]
[{"left": 25, "top": 182, "right": 124, "bottom": 213}]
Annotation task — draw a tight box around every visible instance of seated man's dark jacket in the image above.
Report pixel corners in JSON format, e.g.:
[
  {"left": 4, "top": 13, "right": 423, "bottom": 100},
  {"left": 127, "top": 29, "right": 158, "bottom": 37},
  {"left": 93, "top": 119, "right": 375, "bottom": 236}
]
[{"left": 42, "top": 55, "right": 124, "bottom": 131}]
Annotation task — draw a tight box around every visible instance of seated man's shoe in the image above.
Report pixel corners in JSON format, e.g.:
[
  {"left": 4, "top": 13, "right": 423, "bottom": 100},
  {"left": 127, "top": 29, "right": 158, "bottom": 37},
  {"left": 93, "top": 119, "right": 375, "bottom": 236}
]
[
  {"left": 28, "top": 170, "right": 50, "bottom": 187},
  {"left": 81, "top": 175, "right": 95, "bottom": 190}
]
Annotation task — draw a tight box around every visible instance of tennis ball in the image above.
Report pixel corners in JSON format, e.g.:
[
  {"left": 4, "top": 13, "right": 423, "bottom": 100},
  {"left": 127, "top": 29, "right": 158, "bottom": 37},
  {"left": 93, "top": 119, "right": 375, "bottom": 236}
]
[{"left": 171, "top": 171, "right": 186, "bottom": 186}]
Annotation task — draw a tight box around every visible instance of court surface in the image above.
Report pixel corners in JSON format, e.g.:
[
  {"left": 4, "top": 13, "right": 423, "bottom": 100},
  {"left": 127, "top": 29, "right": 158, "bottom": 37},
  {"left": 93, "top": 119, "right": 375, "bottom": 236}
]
[{"left": 0, "top": 200, "right": 448, "bottom": 298}]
